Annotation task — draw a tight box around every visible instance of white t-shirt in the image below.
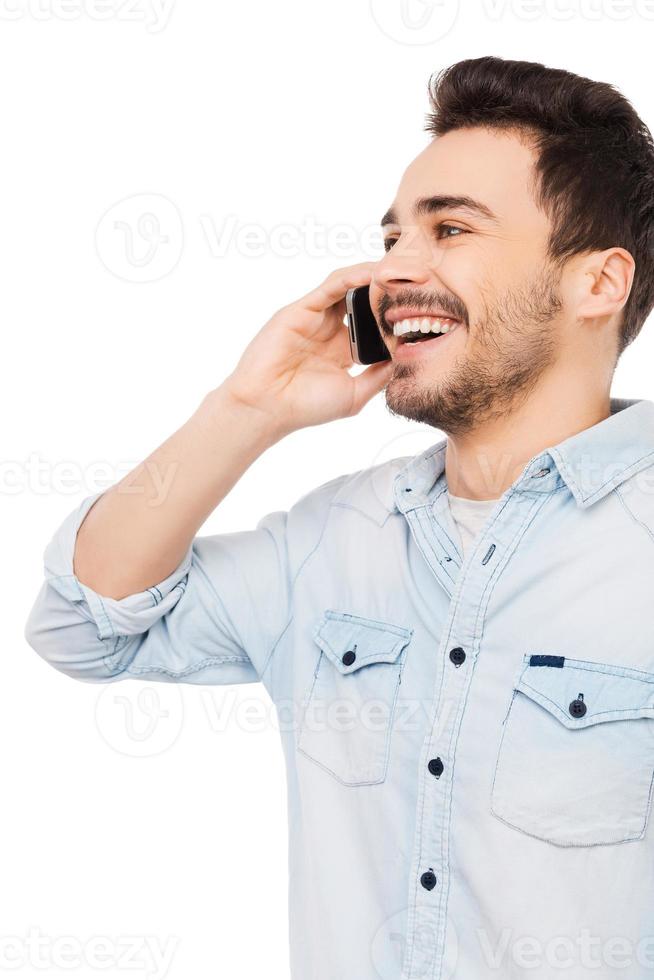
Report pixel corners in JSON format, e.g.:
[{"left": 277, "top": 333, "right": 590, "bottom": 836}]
[{"left": 447, "top": 492, "right": 501, "bottom": 560}]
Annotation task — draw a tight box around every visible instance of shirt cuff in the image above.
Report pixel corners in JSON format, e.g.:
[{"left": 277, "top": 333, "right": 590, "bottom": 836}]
[{"left": 43, "top": 491, "right": 194, "bottom": 641}]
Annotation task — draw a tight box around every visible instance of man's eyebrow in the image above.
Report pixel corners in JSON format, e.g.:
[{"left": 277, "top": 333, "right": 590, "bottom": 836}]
[{"left": 380, "top": 195, "right": 499, "bottom": 227}]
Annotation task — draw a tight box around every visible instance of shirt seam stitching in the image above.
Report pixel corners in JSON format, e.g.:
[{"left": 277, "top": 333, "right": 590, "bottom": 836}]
[{"left": 259, "top": 498, "right": 335, "bottom": 691}]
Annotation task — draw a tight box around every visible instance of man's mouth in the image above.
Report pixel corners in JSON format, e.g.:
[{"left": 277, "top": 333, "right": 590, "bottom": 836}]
[{"left": 392, "top": 315, "right": 462, "bottom": 344}]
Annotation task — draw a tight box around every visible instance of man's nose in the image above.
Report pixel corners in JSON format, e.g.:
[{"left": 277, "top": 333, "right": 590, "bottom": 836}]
[{"left": 372, "top": 234, "right": 432, "bottom": 291}]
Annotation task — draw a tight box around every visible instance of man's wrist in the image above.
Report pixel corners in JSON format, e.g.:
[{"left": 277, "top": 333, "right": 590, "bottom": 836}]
[{"left": 197, "top": 382, "right": 290, "bottom": 453}]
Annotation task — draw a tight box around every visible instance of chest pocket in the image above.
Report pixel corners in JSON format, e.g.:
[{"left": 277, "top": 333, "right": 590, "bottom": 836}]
[
  {"left": 491, "top": 655, "right": 654, "bottom": 846},
  {"left": 297, "top": 610, "right": 413, "bottom": 786}
]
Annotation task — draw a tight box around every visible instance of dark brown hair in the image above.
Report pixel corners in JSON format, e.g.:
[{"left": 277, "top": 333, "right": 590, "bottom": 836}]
[{"left": 425, "top": 56, "right": 654, "bottom": 358}]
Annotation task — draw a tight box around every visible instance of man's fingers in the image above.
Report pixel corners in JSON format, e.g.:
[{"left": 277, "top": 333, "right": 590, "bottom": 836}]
[
  {"left": 297, "top": 263, "right": 378, "bottom": 314},
  {"left": 330, "top": 323, "right": 355, "bottom": 369}
]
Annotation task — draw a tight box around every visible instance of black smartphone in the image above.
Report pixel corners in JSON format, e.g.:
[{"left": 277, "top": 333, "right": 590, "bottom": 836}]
[{"left": 345, "top": 285, "right": 391, "bottom": 365}]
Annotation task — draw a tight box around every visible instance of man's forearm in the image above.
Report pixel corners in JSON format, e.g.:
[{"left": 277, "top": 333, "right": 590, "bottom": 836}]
[
  {"left": 73, "top": 383, "right": 283, "bottom": 600},
  {"left": 72, "top": 262, "right": 390, "bottom": 600}
]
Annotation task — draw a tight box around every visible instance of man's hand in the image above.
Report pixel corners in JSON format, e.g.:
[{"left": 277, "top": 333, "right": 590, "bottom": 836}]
[
  {"left": 73, "top": 263, "right": 394, "bottom": 598},
  {"left": 222, "top": 262, "right": 394, "bottom": 440}
]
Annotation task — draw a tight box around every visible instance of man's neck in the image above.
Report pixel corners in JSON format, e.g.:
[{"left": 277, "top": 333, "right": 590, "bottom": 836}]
[{"left": 445, "top": 383, "right": 612, "bottom": 501}]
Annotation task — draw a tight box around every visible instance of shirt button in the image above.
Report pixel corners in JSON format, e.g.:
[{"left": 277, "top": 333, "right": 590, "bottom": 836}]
[
  {"left": 428, "top": 757, "right": 444, "bottom": 778},
  {"left": 420, "top": 870, "right": 437, "bottom": 891},
  {"left": 449, "top": 647, "right": 466, "bottom": 666},
  {"left": 342, "top": 649, "right": 356, "bottom": 667},
  {"left": 569, "top": 696, "right": 587, "bottom": 718}
]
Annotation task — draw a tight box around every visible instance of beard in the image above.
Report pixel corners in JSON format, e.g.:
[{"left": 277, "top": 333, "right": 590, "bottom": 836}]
[{"left": 383, "top": 266, "right": 563, "bottom": 436}]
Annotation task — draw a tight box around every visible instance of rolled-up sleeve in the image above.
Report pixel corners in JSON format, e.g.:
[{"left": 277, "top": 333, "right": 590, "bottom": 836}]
[{"left": 24, "top": 487, "right": 309, "bottom": 687}]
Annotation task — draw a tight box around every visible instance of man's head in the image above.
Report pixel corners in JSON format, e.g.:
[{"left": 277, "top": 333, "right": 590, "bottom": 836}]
[{"left": 370, "top": 56, "right": 654, "bottom": 436}]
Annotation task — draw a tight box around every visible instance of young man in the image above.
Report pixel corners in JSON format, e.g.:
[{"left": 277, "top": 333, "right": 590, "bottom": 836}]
[{"left": 25, "top": 56, "right": 654, "bottom": 978}]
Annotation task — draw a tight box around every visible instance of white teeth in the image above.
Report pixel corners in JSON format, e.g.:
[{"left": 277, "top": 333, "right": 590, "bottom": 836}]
[{"left": 391, "top": 316, "right": 458, "bottom": 338}]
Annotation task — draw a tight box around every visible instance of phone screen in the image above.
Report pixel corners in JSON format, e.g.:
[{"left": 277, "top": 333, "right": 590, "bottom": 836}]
[{"left": 345, "top": 286, "right": 391, "bottom": 365}]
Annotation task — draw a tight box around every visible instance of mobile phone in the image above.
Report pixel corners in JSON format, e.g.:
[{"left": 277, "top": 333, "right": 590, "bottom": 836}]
[{"left": 345, "top": 285, "right": 391, "bottom": 365}]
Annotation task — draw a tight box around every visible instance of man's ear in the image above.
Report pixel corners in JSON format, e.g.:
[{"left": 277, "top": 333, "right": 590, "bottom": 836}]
[{"left": 576, "top": 247, "right": 635, "bottom": 321}]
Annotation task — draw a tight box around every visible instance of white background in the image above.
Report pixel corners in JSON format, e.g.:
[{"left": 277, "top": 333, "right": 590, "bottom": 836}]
[{"left": 4, "top": 2, "right": 654, "bottom": 978}]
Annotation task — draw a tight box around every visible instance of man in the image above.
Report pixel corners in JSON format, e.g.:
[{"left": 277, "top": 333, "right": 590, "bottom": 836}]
[{"left": 25, "top": 55, "right": 654, "bottom": 978}]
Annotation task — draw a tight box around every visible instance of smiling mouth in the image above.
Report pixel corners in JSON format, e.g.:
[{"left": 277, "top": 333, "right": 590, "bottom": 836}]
[{"left": 392, "top": 315, "right": 462, "bottom": 344}]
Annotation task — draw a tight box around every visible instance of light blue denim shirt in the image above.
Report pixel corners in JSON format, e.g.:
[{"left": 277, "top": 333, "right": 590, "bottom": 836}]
[{"left": 25, "top": 396, "right": 654, "bottom": 979}]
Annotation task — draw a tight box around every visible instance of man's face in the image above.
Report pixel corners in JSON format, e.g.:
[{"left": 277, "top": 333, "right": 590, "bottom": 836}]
[{"left": 369, "top": 126, "right": 565, "bottom": 435}]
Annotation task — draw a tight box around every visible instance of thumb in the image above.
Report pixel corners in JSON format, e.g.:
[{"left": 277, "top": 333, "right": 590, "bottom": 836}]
[{"left": 349, "top": 360, "right": 394, "bottom": 414}]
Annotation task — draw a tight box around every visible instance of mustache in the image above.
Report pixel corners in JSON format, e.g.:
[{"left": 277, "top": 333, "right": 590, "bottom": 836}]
[{"left": 377, "top": 288, "right": 469, "bottom": 333}]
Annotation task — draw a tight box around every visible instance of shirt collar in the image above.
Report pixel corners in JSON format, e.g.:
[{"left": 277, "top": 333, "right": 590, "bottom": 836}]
[
  {"left": 331, "top": 397, "right": 654, "bottom": 525},
  {"left": 549, "top": 396, "right": 654, "bottom": 508}
]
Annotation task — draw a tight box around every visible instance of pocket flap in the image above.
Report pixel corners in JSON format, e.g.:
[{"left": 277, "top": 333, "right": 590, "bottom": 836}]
[
  {"left": 518, "top": 655, "right": 654, "bottom": 728},
  {"left": 313, "top": 610, "right": 413, "bottom": 675}
]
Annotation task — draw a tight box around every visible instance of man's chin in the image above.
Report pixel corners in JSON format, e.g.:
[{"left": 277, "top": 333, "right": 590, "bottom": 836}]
[
  {"left": 384, "top": 375, "right": 445, "bottom": 429},
  {"left": 383, "top": 369, "right": 481, "bottom": 435}
]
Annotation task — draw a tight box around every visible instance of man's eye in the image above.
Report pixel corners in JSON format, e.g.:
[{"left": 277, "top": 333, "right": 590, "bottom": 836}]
[
  {"left": 383, "top": 225, "right": 467, "bottom": 252},
  {"left": 436, "top": 224, "right": 467, "bottom": 239}
]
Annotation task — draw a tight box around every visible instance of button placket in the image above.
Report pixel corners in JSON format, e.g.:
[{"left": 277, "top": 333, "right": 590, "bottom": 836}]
[
  {"left": 402, "top": 490, "right": 550, "bottom": 980},
  {"left": 406, "top": 630, "right": 472, "bottom": 979}
]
